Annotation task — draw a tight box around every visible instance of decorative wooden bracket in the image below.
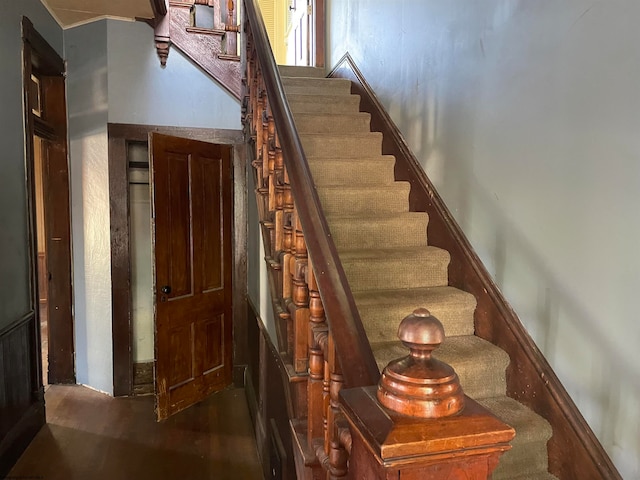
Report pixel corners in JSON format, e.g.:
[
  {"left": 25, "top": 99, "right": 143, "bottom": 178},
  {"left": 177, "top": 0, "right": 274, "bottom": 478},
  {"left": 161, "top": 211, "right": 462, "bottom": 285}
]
[
  {"left": 151, "top": 0, "right": 241, "bottom": 98},
  {"left": 154, "top": 8, "right": 171, "bottom": 66}
]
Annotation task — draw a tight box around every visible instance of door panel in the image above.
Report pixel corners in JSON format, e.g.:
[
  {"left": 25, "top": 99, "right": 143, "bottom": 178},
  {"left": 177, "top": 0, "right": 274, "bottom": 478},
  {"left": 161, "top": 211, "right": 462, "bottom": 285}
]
[{"left": 151, "top": 133, "right": 233, "bottom": 421}]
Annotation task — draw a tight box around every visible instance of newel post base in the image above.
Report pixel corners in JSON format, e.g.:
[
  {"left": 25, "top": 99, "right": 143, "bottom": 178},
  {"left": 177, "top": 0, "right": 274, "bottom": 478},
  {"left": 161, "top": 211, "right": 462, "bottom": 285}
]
[{"left": 340, "top": 387, "right": 515, "bottom": 479}]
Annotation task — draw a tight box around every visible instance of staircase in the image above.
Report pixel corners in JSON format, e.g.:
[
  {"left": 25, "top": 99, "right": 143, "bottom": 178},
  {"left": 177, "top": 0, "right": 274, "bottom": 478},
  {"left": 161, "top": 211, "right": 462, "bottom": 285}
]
[{"left": 279, "top": 64, "right": 557, "bottom": 480}]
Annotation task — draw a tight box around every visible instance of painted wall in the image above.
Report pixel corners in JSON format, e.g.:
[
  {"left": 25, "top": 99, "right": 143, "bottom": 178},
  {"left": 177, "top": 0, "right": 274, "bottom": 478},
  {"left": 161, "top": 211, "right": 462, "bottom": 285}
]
[
  {"left": 106, "top": 19, "right": 241, "bottom": 130},
  {"left": 247, "top": 169, "right": 277, "bottom": 340},
  {"left": 64, "top": 18, "right": 241, "bottom": 394},
  {"left": 0, "top": 0, "right": 63, "bottom": 331},
  {"left": 66, "top": 20, "right": 112, "bottom": 394},
  {"left": 326, "top": 0, "right": 639, "bottom": 476}
]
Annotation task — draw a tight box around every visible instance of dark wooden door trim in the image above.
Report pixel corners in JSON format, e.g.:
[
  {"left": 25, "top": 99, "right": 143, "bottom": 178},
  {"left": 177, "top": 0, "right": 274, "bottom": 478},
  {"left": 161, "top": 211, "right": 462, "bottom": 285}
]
[
  {"left": 2, "top": 16, "right": 70, "bottom": 476},
  {"left": 22, "top": 19, "right": 75, "bottom": 383},
  {"left": 108, "top": 124, "right": 246, "bottom": 397}
]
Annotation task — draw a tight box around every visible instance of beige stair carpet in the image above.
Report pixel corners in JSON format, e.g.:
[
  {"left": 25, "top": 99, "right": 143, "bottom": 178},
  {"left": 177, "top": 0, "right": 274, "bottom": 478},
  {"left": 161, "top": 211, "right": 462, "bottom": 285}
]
[{"left": 280, "top": 65, "right": 556, "bottom": 480}]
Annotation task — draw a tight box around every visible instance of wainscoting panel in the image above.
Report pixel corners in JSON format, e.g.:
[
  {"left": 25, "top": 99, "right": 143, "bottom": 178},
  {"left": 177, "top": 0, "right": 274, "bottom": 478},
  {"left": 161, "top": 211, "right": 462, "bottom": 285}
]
[{"left": 0, "top": 313, "right": 45, "bottom": 476}]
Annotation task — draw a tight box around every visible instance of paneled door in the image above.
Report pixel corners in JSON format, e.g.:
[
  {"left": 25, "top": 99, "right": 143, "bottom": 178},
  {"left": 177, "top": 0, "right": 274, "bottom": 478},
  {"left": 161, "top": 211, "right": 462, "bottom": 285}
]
[{"left": 150, "top": 133, "right": 233, "bottom": 421}]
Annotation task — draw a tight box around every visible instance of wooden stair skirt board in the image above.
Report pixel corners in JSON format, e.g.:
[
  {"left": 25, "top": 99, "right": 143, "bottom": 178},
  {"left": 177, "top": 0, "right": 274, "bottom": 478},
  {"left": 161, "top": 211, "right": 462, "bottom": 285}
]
[{"left": 278, "top": 59, "right": 621, "bottom": 479}]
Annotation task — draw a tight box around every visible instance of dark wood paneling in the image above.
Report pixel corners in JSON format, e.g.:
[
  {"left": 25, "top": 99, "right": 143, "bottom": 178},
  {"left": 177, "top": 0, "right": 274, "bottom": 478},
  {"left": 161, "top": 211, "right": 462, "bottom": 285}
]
[
  {"left": 245, "top": 299, "right": 296, "bottom": 480},
  {"left": 328, "top": 52, "right": 622, "bottom": 480},
  {"left": 0, "top": 314, "right": 45, "bottom": 477},
  {"left": 3, "top": 15, "right": 67, "bottom": 476},
  {"left": 109, "top": 124, "right": 245, "bottom": 397}
]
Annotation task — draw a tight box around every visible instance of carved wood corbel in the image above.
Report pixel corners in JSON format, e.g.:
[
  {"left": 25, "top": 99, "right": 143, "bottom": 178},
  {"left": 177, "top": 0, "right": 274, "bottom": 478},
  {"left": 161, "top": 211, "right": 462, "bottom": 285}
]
[{"left": 153, "top": 0, "right": 171, "bottom": 66}]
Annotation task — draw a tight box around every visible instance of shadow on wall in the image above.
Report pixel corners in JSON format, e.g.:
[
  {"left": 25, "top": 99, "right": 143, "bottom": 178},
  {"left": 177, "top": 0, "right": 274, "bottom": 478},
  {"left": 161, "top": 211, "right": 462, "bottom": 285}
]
[
  {"left": 462, "top": 176, "right": 638, "bottom": 472},
  {"left": 387, "top": 61, "right": 638, "bottom": 475}
]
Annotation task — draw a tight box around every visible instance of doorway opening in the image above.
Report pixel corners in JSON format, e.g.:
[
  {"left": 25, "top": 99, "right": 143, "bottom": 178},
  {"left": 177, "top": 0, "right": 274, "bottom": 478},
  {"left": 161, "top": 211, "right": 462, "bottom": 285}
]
[
  {"left": 109, "top": 124, "right": 247, "bottom": 403},
  {"left": 33, "top": 135, "right": 49, "bottom": 385},
  {"left": 24, "top": 19, "right": 75, "bottom": 388}
]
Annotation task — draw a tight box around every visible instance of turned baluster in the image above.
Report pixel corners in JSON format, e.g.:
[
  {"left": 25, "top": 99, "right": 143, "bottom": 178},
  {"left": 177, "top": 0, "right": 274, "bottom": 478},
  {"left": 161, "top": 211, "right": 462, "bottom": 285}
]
[
  {"left": 281, "top": 211, "right": 294, "bottom": 300},
  {"left": 290, "top": 213, "right": 309, "bottom": 373},
  {"left": 307, "top": 264, "right": 328, "bottom": 446},
  {"left": 223, "top": 0, "right": 238, "bottom": 56},
  {"left": 326, "top": 334, "right": 348, "bottom": 479}
]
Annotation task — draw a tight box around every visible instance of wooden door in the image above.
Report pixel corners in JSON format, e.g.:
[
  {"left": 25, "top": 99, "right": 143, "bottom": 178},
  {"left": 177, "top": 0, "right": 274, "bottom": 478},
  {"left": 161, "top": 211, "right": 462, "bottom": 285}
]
[
  {"left": 150, "top": 133, "right": 233, "bottom": 421},
  {"left": 288, "top": 0, "right": 310, "bottom": 66},
  {"left": 286, "top": 0, "right": 324, "bottom": 66}
]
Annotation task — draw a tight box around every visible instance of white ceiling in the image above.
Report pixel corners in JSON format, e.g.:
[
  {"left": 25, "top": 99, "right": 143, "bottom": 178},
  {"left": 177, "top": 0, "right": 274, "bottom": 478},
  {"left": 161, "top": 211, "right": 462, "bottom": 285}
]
[{"left": 40, "top": 0, "right": 155, "bottom": 28}]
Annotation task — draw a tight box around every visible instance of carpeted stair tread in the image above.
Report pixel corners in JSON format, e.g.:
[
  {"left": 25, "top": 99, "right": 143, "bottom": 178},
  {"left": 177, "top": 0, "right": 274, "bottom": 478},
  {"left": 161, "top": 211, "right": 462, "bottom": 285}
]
[
  {"left": 283, "top": 76, "right": 352, "bottom": 95},
  {"left": 291, "top": 112, "right": 372, "bottom": 134},
  {"left": 371, "top": 335, "right": 509, "bottom": 400},
  {"left": 507, "top": 472, "right": 559, "bottom": 480},
  {"left": 325, "top": 212, "right": 429, "bottom": 250},
  {"left": 479, "top": 396, "right": 553, "bottom": 445},
  {"left": 353, "top": 286, "right": 476, "bottom": 338},
  {"left": 338, "top": 246, "right": 450, "bottom": 291},
  {"left": 317, "top": 183, "right": 410, "bottom": 216},
  {"left": 300, "top": 132, "right": 383, "bottom": 158},
  {"left": 478, "top": 396, "right": 553, "bottom": 479},
  {"left": 287, "top": 93, "right": 361, "bottom": 114},
  {"left": 309, "top": 156, "right": 396, "bottom": 186},
  {"left": 286, "top": 71, "right": 556, "bottom": 479},
  {"left": 278, "top": 65, "right": 326, "bottom": 77}
]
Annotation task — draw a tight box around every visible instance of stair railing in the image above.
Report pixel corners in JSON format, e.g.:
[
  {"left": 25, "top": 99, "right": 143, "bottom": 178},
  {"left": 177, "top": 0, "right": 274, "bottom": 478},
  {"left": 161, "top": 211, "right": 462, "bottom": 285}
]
[
  {"left": 242, "top": 0, "right": 379, "bottom": 389},
  {"left": 243, "top": 0, "right": 379, "bottom": 475},
  {"left": 243, "top": 2, "right": 516, "bottom": 479}
]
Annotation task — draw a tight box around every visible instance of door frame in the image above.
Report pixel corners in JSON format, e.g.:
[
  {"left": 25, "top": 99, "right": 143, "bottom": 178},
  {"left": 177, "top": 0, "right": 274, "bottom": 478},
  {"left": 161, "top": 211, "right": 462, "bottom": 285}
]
[
  {"left": 108, "top": 123, "right": 247, "bottom": 396},
  {"left": 22, "top": 17, "right": 75, "bottom": 385}
]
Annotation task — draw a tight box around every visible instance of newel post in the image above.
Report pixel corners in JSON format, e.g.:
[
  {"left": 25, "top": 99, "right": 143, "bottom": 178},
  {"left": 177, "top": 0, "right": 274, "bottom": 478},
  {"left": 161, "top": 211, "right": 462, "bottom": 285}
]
[{"left": 340, "top": 309, "right": 515, "bottom": 479}]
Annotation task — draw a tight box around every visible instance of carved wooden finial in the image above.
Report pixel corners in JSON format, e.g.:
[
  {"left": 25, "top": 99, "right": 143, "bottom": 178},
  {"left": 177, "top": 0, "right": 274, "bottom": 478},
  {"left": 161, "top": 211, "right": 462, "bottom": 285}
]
[{"left": 377, "top": 308, "right": 465, "bottom": 418}]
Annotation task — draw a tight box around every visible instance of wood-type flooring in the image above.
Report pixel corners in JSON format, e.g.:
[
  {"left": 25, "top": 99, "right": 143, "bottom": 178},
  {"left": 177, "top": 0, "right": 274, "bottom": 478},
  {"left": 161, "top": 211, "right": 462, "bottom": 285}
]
[{"left": 9, "top": 384, "right": 264, "bottom": 480}]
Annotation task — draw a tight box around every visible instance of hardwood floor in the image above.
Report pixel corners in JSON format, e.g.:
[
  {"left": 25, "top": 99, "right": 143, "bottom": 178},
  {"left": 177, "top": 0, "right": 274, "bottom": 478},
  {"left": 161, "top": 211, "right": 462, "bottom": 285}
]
[{"left": 9, "top": 385, "right": 264, "bottom": 480}]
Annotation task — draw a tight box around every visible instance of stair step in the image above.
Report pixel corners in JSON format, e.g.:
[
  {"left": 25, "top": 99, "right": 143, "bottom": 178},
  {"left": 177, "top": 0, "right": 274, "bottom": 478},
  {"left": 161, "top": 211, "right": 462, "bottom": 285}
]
[
  {"left": 288, "top": 93, "right": 361, "bottom": 114},
  {"left": 353, "top": 286, "right": 476, "bottom": 339},
  {"left": 478, "top": 396, "right": 553, "bottom": 479},
  {"left": 339, "top": 246, "right": 450, "bottom": 291},
  {"left": 283, "top": 77, "right": 352, "bottom": 95},
  {"left": 317, "top": 183, "right": 410, "bottom": 216},
  {"left": 371, "top": 335, "right": 509, "bottom": 399},
  {"left": 309, "top": 156, "right": 396, "bottom": 186},
  {"left": 301, "top": 132, "right": 383, "bottom": 158},
  {"left": 293, "top": 112, "right": 372, "bottom": 134},
  {"left": 507, "top": 472, "right": 558, "bottom": 480},
  {"left": 278, "top": 65, "right": 325, "bottom": 78},
  {"left": 326, "top": 212, "right": 428, "bottom": 250}
]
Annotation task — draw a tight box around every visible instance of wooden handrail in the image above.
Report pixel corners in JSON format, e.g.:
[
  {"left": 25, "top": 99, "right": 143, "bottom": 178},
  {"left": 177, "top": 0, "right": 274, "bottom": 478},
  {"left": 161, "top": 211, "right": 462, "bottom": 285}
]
[{"left": 243, "top": 0, "right": 379, "bottom": 388}]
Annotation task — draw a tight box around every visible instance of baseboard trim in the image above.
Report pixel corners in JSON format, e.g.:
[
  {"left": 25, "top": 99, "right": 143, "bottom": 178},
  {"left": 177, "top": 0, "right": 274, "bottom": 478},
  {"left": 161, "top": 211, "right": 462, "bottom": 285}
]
[{"left": 328, "top": 52, "right": 621, "bottom": 480}]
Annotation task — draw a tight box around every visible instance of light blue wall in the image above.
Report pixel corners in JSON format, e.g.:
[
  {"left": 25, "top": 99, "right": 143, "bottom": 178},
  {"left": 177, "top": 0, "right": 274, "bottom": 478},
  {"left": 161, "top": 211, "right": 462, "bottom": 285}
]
[
  {"left": 66, "top": 20, "right": 112, "bottom": 394},
  {"left": 247, "top": 170, "right": 276, "bottom": 339},
  {"left": 327, "top": 0, "right": 639, "bottom": 477},
  {"left": 65, "top": 18, "right": 242, "bottom": 394},
  {"left": 106, "top": 20, "right": 241, "bottom": 129},
  {"left": 0, "top": 0, "right": 62, "bottom": 330}
]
